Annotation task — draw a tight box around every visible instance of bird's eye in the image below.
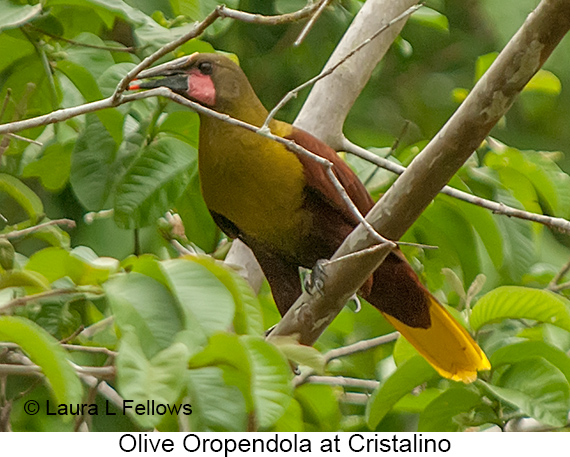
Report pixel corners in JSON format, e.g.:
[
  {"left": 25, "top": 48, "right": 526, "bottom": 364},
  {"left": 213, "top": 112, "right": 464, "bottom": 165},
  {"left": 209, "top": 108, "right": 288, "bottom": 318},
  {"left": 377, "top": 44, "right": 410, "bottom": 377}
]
[{"left": 198, "top": 61, "right": 213, "bottom": 75}]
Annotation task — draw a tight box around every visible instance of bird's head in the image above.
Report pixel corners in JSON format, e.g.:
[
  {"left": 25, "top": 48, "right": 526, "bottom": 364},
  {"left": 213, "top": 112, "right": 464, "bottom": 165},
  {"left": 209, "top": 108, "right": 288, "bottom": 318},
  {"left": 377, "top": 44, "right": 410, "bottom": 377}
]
[{"left": 129, "top": 53, "right": 262, "bottom": 117}]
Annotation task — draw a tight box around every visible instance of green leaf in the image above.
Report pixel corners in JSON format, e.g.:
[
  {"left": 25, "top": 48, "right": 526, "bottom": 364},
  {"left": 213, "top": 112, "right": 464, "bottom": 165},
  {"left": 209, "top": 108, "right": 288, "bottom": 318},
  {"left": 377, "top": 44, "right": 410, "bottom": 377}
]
[
  {"left": 0, "top": 173, "right": 44, "bottom": 222},
  {"left": 0, "top": 316, "right": 82, "bottom": 405},
  {"left": 410, "top": 6, "right": 449, "bottom": 32},
  {"left": 470, "top": 286, "right": 570, "bottom": 332},
  {"left": 475, "top": 52, "right": 498, "bottom": 82},
  {"left": 295, "top": 384, "right": 341, "bottom": 432},
  {"left": 114, "top": 136, "right": 196, "bottom": 228},
  {"left": 0, "top": 30, "right": 35, "bottom": 74},
  {"left": 104, "top": 272, "right": 185, "bottom": 358},
  {"left": 98, "top": 62, "right": 136, "bottom": 98},
  {"left": 443, "top": 192, "right": 504, "bottom": 269},
  {"left": 190, "top": 256, "right": 263, "bottom": 336},
  {"left": 394, "top": 388, "right": 443, "bottom": 414},
  {"left": 366, "top": 355, "right": 438, "bottom": 429},
  {"left": 160, "top": 258, "right": 235, "bottom": 336},
  {"left": 186, "top": 366, "right": 247, "bottom": 431},
  {"left": 116, "top": 332, "right": 188, "bottom": 429},
  {"left": 491, "top": 340, "right": 570, "bottom": 384},
  {"left": 188, "top": 333, "right": 292, "bottom": 429},
  {"left": 271, "top": 337, "right": 325, "bottom": 374},
  {"left": 524, "top": 69, "right": 561, "bottom": 95},
  {"left": 55, "top": 60, "right": 123, "bottom": 143},
  {"left": 417, "top": 388, "right": 482, "bottom": 431},
  {"left": 70, "top": 115, "right": 118, "bottom": 210},
  {"left": 483, "top": 357, "right": 570, "bottom": 427},
  {"left": 270, "top": 398, "right": 304, "bottom": 432},
  {"left": 0, "top": 1, "right": 43, "bottom": 32},
  {"left": 63, "top": 32, "right": 115, "bottom": 79},
  {"left": 175, "top": 172, "right": 219, "bottom": 252},
  {"left": 242, "top": 336, "right": 292, "bottom": 429},
  {"left": 158, "top": 110, "right": 199, "bottom": 146},
  {"left": 485, "top": 147, "right": 570, "bottom": 219},
  {"left": 25, "top": 247, "right": 111, "bottom": 285},
  {"left": 420, "top": 199, "right": 480, "bottom": 284},
  {"left": 22, "top": 142, "right": 72, "bottom": 192},
  {"left": 497, "top": 217, "right": 535, "bottom": 282},
  {"left": 0, "top": 269, "right": 50, "bottom": 292}
]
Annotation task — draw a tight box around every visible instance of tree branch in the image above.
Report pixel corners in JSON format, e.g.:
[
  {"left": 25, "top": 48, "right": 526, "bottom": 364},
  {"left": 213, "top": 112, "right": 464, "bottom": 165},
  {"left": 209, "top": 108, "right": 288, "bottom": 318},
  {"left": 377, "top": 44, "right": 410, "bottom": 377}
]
[
  {"left": 270, "top": 0, "right": 570, "bottom": 346},
  {"left": 294, "top": 0, "right": 420, "bottom": 148},
  {"left": 262, "top": 3, "right": 422, "bottom": 130},
  {"left": 2, "top": 219, "right": 76, "bottom": 240},
  {"left": 299, "top": 375, "right": 379, "bottom": 390},
  {"left": 343, "top": 139, "right": 570, "bottom": 234}
]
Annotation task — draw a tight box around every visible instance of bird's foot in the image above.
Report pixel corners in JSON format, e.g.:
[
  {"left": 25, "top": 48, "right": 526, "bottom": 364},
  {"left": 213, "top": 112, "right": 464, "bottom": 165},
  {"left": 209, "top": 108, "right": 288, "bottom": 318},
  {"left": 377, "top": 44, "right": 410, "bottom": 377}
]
[{"left": 304, "top": 259, "right": 328, "bottom": 296}]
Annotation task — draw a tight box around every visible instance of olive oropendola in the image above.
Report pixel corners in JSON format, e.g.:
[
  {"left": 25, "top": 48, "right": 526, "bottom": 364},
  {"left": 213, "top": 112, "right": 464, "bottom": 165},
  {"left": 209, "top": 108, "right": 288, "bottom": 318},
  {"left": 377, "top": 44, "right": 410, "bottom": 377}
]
[{"left": 130, "top": 53, "right": 490, "bottom": 382}]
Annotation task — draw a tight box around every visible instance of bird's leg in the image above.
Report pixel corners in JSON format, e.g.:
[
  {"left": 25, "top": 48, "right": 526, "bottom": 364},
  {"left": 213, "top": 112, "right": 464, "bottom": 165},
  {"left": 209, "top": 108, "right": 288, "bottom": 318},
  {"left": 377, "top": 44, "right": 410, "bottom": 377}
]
[{"left": 304, "top": 260, "right": 362, "bottom": 313}]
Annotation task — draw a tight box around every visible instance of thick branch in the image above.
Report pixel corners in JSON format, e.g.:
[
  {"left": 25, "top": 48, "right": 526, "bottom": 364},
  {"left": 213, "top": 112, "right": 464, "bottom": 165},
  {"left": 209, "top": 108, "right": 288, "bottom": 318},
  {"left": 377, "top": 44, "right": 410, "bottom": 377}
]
[
  {"left": 294, "top": 0, "right": 419, "bottom": 148},
  {"left": 271, "top": 0, "right": 570, "bottom": 346}
]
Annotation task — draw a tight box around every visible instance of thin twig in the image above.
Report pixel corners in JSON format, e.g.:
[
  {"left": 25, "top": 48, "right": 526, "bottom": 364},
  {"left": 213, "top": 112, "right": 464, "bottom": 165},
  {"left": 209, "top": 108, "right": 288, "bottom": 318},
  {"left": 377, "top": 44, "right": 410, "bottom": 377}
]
[
  {"left": 341, "top": 392, "right": 370, "bottom": 405},
  {"left": 78, "top": 316, "right": 114, "bottom": 339},
  {"left": 321, "top": 244, "right": 393, "bottom": 268},
  {"left": 0, "top": 342, "right": 117, "bottom": 358},
  {"left": 294, "top": 0, "right": 332, "bottom": 46},
  {"left": 293, "top": 332, "right": 399, "bottom": 387},
  {"left": 74, "top": 379, "right": 99, "bottom": 432},
  {"left": 0, "top": 2, "right": 321, "bottom": 136},
  {"left": 325, "top": 165, "right": 388, "bottom": 242},
  {"left": 5, "top": 133, "right": 42, "bottom": 146},
  {"left": 551, "top": 280, "right": 570, "bottom": 293},
  {"left": 62, "top": 344, "right": 117, "bottom": 358},
  {"left": 0, "top": 89, "right": 12, "bottom": 123},
  {"left": 3, "top": 218, "right": 76, "bottom": 240},
  {"left": 84, "top": 209, "right": 114, "bottom": 224},
  {"left": 112, "top": 2, "right": 321, "bottom": 99},
  {"left": 301, "top": 375, "right": 379, "bottom": 390},
  {"left": 0, "top": 287, "right": 103, "bottom": 313},
  {"left": 325, "top": 332, "right": 400, "bottom": 363},
  {"left": 396, "top": 240, "right": 438, "bottom": 250},
  {"left": 343, "top": 138, "right": 570, "bottom": 234},
  {"left": 263, "top": 3, "right": 422, "bottom": 130},
  {"left": 59, "top": 326, "right": 85, "bottom": 344},
  {"left": 28, "top": 25, "right": 136, "bottom": 53},
  {"left": 548, "top": 257, "right": 570, "bottom": 291},
  {"left": 0, "top": 363, "right": 114, "bottom": 379}
]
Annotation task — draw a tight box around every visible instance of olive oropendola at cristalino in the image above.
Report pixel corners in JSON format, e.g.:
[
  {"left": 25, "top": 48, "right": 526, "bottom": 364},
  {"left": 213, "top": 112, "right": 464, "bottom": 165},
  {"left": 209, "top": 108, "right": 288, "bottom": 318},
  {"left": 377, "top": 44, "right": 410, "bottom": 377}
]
[{"left": 130, "top": 53, "right": 490, "bottom": 382}]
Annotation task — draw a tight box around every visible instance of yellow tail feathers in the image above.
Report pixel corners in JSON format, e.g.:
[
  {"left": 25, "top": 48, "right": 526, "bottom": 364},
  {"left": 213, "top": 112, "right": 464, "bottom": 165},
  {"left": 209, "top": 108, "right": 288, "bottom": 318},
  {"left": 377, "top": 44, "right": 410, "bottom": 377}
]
[{"left": 383, "top": 296, "right": 490, "bottom": 383}]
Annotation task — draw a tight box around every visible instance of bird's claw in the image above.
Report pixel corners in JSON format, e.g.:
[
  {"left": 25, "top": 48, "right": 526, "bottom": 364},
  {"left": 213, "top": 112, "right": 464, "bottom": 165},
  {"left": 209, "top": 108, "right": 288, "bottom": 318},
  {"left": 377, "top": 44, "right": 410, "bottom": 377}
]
[
  {"left": 348, "top": 294, "right": 362, "bottom": 313},
  {"left": 304, "top": 259, "right": 328, "bottom": 296}
]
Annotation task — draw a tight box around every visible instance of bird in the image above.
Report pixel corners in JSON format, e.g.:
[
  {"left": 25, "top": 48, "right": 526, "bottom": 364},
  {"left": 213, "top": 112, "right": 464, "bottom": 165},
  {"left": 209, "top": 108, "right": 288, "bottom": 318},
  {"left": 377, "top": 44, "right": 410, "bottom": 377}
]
[{"left": 129, "top": 52, "right": 490, "bottom": 382}]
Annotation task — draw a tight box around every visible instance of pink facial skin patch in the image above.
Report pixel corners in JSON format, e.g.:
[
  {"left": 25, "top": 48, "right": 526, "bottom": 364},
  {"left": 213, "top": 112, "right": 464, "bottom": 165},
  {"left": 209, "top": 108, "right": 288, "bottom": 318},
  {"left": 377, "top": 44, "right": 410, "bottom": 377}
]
[{"left": 187, "top": 70, "right": 216, "bottom": 106}]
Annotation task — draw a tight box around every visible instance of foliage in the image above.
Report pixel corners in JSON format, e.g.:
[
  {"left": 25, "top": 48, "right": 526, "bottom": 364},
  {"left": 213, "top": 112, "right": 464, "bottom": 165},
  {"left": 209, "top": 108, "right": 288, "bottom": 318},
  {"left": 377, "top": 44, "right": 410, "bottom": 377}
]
[{"left": 1, "top": 0, "right": 570, "bottom": 432}]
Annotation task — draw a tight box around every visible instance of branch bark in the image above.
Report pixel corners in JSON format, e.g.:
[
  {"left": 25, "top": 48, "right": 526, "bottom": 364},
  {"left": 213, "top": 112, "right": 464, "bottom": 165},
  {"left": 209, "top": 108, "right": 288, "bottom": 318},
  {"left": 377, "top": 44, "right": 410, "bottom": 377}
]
[
  {"left": 294, "top": 0, "right": 419, "bottom": 148},
  {"left": 270, "top": 0, "right": 570, "bottom": 346}
]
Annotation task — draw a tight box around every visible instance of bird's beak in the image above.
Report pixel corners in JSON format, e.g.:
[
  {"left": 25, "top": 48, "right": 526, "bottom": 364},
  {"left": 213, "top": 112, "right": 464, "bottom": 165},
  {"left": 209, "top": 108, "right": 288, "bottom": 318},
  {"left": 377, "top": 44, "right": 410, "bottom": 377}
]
[{"left": 129, "top": 54, "right": 194, "bottom": 92}]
